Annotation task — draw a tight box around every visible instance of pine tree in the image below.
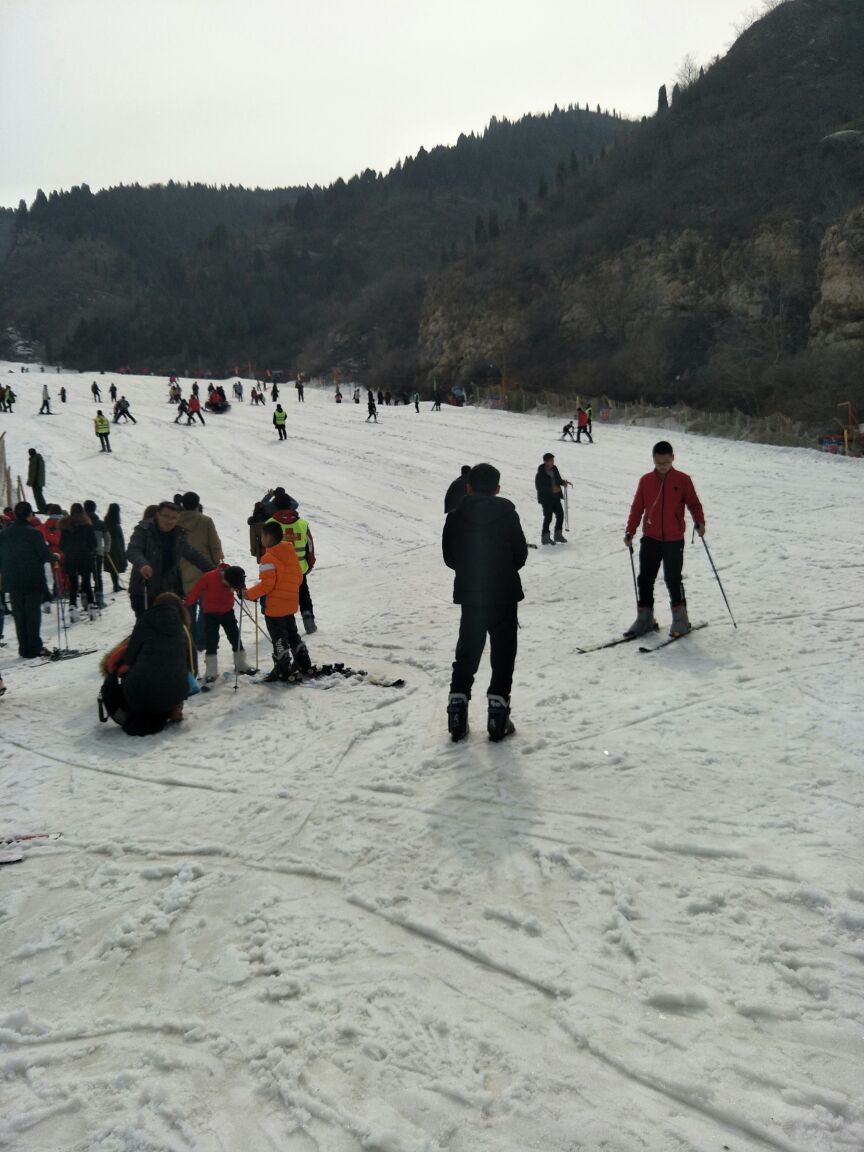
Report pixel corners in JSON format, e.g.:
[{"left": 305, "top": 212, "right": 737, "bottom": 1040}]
[{"left": 658, "top": 85, "right": 669, "bottom": 113}]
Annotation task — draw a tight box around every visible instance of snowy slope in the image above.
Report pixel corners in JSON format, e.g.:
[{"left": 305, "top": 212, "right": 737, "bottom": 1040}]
[{"left": 1, "top": 364, "right": 862, "bottom": 1152}]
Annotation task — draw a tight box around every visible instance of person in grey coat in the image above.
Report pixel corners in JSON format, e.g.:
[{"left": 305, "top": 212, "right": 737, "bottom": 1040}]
[{"left": 126, "top": 501, "right": 214, "bottom": 618}]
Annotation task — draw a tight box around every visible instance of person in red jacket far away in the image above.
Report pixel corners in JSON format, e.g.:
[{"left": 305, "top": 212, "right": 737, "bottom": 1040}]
[
  {"left": 184, "top": 564, "right": 252, "bottom": 681},
  {"left": 623, "top": 440, "right": 705, "bottom": 639}
]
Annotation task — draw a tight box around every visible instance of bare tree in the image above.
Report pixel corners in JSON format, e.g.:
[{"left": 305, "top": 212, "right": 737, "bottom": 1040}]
[{"left": 675, "top": 53, "right": 700, "bottom": 90}]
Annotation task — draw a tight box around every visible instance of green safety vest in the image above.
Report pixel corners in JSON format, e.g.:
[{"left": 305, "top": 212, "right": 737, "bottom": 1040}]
[
  {"left": 267, "top": 516, "right": 310, "bottom": 574},
  {"left": 95, "top": 415, "right": 109, "bottom": 434},
  {"left": 274, "top": 409, "right": 287, "bottom": 426}
]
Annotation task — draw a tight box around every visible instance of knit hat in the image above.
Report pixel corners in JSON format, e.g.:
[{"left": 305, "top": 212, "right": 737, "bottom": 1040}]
[{"left": 223, "top": 566, "right": 246, "bottom": 590}]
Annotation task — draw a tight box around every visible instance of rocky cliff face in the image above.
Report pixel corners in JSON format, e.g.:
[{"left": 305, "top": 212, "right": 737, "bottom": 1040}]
[{"left": 810, "top": 206, "right": 864, "bottom": 347}]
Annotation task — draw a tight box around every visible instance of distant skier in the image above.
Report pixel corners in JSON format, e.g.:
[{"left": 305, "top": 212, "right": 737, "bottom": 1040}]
[
  {"left": 174, "top": 397, "right": 189, "bottom": 423},
  {"left": 273, "top": 404, "right": 288, "bottom": 440},
  {"left": 109, "top": 383, "right": 118, "bottom": 402},
  {"left": 233, "top": 380, "right": 244, "bottom": 401},
  {"left": 353, "top": 388, "right": 360, "bottom": 404},
  {"left": 366, "top": 395, "right": 378, "bottom": 423},
  {"left": 39, "top": 385, "right": 51, "bottom": 415},
  {"left": 444, "top": 465, "right": 471, "bottom": 514},
  {"left": 94, "top": 410, "right": 112, "bottom": 452},
  {"left": 535, "top": 453, "right": 571, "bottom": 545},
  {"left": 335, "top": 388, "right": 343, "bottom": 403},
  {"left": 91, "top": 381, "right": 102, "bottom": 403},
  {"left": 27, "top": 448, "right": 47, "bottom": 513},
  {"left": 576, "top": 407, "right": 593, "bottom": 443},
  {"left": 623, "top": 440, "right": 705, "bottom": 639},
  {"left": 560, "top": 421, "right": 576, "bottom": 441},
  {"left": 186, "top": 393, "right": 205, "bottom": 425},
  {"left": 412, "top": 391, "right": 420, "bottom": 413},
  {"left": 443, "top": 463, "right": 527, "bottom": 743},
  {"left": 60, "top": 386, "right": 67, "bottom": 403},
  {"left": 377, "top": 390, "right": 384, "bottom": 407},
  {"left": 114, "top": 396, "right": 137, "bottom": 423},
  {"left": 432, "top": 387, "right": 442, "bottom": 411},
  {"left": 295, "top": 375, "right": 304, "bottom": 402},
  {"left": 271, "top": 383, "right": 279, "bottom": 402}
]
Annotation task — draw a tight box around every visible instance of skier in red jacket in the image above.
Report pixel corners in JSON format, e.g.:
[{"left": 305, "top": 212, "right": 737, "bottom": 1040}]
[
  {"left": 623, "top": 441, "right": 705, "bottom": 638},
  {"left": 184, "top": 563, "right": 251, "bottom": 680}
]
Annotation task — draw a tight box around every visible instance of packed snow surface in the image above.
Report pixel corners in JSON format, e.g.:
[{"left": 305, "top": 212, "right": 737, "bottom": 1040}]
[{"left": 1, "top": 364, "right": 862, "bottom": 1152}]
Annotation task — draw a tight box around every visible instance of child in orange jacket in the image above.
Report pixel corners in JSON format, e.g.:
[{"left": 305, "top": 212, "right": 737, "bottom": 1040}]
[{"left": 243, "top": 521, "right": 310, "bottom": 680}]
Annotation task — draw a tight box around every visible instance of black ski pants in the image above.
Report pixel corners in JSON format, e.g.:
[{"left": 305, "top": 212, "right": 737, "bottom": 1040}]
[
  {"left": 638, "top": 537, "right": 686, "bottom": 607},
  {"left": 66, "top": 563, "right": 94, "bottom": 607},
  {"left": 204, "top": 611, "right": 241, "bottom": 654},
  {"left": 576, "top": 427, "right": 593, "bottom": 443},
  {"left": 450, "top": 602, "right": 518, "bottom": 701},
  {"left": 265, "top": 613, "right": 309, "bottom": 672},
  {"left": 10, "top": 589, "right": 45, "bottom": 657},
  {"left": 98, "top": 433, "right": 112, "bottom": 451},
  {"left": 31, "top": 486, "right": 47, "bottom": 513},
  {"left": 540, "top": 497, "right": 564, "bottom": 536},
  {"left": 186, "top": 411, "right": 205, "bottom": 424},
  {"left": 276, "top": 425, "right": 287, "bottom": 440},
  {"left": 299, "top": 575, "right": 314, "bottom": 618}
]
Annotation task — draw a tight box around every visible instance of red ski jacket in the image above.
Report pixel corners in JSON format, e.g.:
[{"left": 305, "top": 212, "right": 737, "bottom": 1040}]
[
  {"left": 185, "top": 565, "right": 235, "bottom": 614},
  {"left": 626, "top": 467, "right": 704, "bottom": 542}
]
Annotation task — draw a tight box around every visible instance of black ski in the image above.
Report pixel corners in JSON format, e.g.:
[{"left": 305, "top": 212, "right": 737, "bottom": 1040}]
[
  {"left": 638, "top": 622, "right": 708, "bottom": 653},
  {"left": 577, "top": 624, "right": 659, "bottom": 655},
  {"left": 42, "top": 647, "right": 98, "bottom": 664}
]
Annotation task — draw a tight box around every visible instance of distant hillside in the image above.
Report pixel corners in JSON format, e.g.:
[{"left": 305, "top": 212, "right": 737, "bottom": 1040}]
[
  {"left": 419, "top": 0, "right": 864, "bottom": 421},
  {"left": 0, "top": 108, "right": 624, "bottom": 378}
]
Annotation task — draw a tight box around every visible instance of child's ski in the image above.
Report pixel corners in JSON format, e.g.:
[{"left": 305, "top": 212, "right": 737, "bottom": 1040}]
[
  {"left": 638, "top": 622, "right": 708, "bottom": 653},
  {"left": 577, "top": 625, "right": 658, "bottom": 654}
]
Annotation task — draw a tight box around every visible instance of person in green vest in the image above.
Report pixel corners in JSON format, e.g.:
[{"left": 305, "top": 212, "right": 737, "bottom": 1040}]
[
  {"left": 265, "top": 493, "right": 318, "bottom": 633},
  {"left": 94, "top": 410, "right": 112, "bottom": 452},
  {"left": 273, "top": 404, "right": 287, "bottom": 440}
]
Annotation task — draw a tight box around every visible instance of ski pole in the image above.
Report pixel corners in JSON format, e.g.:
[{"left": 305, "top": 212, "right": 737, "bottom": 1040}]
[
  {"left": 564, "top": 485, "right": 570, "bottom": 532},
  {"left": 53, "top": 566, "right": 62, "bottom": 651},
  {"left": 701, "top": 536, "right": 737, "bottom": 629},
  {"left": 254, "top": 601, "right": 259, "bottom": 668},
  {"left": 234, "top": 601, "right": 243, "bottom": 693},
  {"left": 627, "top": 542, "right": 639, "bottom": 607}
]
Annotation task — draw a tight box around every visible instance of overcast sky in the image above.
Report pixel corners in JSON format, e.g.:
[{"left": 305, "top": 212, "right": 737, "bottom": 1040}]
[{"left": 0, "top": 0, "right": 759, "bottom": 210}]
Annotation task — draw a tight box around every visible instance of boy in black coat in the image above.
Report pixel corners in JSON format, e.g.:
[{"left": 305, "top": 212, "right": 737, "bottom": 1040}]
[
  {"left": 442, "top": 462, "right": 527, "bottom": 742},
  {"left": 535, "top": 452, "right": 571, "bottom": 544}
]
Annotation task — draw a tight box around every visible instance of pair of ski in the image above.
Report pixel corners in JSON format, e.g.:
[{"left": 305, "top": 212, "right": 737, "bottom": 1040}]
[
  {"left": 32, "top": 647, "right": 98, "bottom": 666},
  {"left": 577, "top": 622, "right": 707, "bottom": 655}
]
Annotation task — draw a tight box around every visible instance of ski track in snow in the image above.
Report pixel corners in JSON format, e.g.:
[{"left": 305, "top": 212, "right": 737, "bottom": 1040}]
[{"left": 1, "top": 363, "right": 863, "bottom": 1151}]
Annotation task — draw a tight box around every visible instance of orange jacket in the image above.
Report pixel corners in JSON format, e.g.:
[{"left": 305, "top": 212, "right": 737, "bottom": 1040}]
[{"left": 244, "top": 540, "right": 301, "bottom": 616}]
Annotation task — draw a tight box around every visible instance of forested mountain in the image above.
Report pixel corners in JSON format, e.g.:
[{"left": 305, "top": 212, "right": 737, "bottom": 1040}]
[
  {"left": 0, "top": 108, "right": 623, "bottom": 378},
  {"left": 419, "top": 0, "right": 864, "bottom": 419}
]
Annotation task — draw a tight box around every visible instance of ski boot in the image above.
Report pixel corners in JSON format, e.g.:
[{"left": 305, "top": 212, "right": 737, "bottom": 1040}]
[
  {"left": 669, "top": 603, "right": 691, "bottom": 638},
  {"left": 96, "top": 594, "right": 107, "bottom": 609},
  {"left": 487, "top": 695, "right": 515, "bottom": 742},
  {"left": 204, "top": 653, "right": 219, "bottom": 684},
  {"left": 301, "top": 611, "right": 317, "bottom": 634},
  {"left": 87, "top": 603, "right": 99, "bottom": 622},
  {"left": 554, "top": 531, "right": 568, "bottom": 544},
  {"left": 233, "top": 648, "right": 256, "bottom": 675},
  {"left": 447, "top": 693, "right": 469, "bottom": 742},
  {"left": 292, "top": 641, "right": 312, "bottom": 673},
  {"left": 68, "top": 605, "right": 79, "bottom": 623},
  {"left": 623, "top": 605, "right": 657, "bottom": 638},
  {"left": 541, "top": 532, "right": 555, "bottom": 546}
]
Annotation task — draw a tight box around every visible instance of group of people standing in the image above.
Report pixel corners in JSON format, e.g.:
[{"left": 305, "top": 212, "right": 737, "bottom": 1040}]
[{"left": 441, "top": 441, "right": 706, "bottom": 742}]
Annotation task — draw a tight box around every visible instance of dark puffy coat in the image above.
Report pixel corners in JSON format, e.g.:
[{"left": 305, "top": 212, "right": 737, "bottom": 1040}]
[
  {"left": 442, "top": 495, "right": 527, "bottom": 605},
  {"left": 444, "top": 475, "right": 469, "bottom": 514},
  {"left": 122, "top": 603, "right": 189, "bottom": 715},
  {"left": 59, "top": 520, "right": 98, "bottom": 573},
  {"left": 126, "top": 518, "right": 214, "bottom": 599},
  {"left": 0, "top": 522, "right": 54, "bottom": 594},
  {"left": 535, "top": 464, "right": 565, "bottom": 504},
  {"left": 105, "top": 513, "right": 127, "bottom": 573}
]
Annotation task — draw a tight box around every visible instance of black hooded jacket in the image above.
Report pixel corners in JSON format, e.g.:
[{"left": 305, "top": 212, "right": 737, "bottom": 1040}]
[
  {"left": 442, "top": 494, "right": 527, "bottom": 605},
  {"left": 0, "top": 521, "right": 54, "bottom": 594},
  {"left": 535, "top": 464, "right": 565, "bottom": 504},
  {"left": 122, "top": 603, "right": 189, "bottom": 715}
]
